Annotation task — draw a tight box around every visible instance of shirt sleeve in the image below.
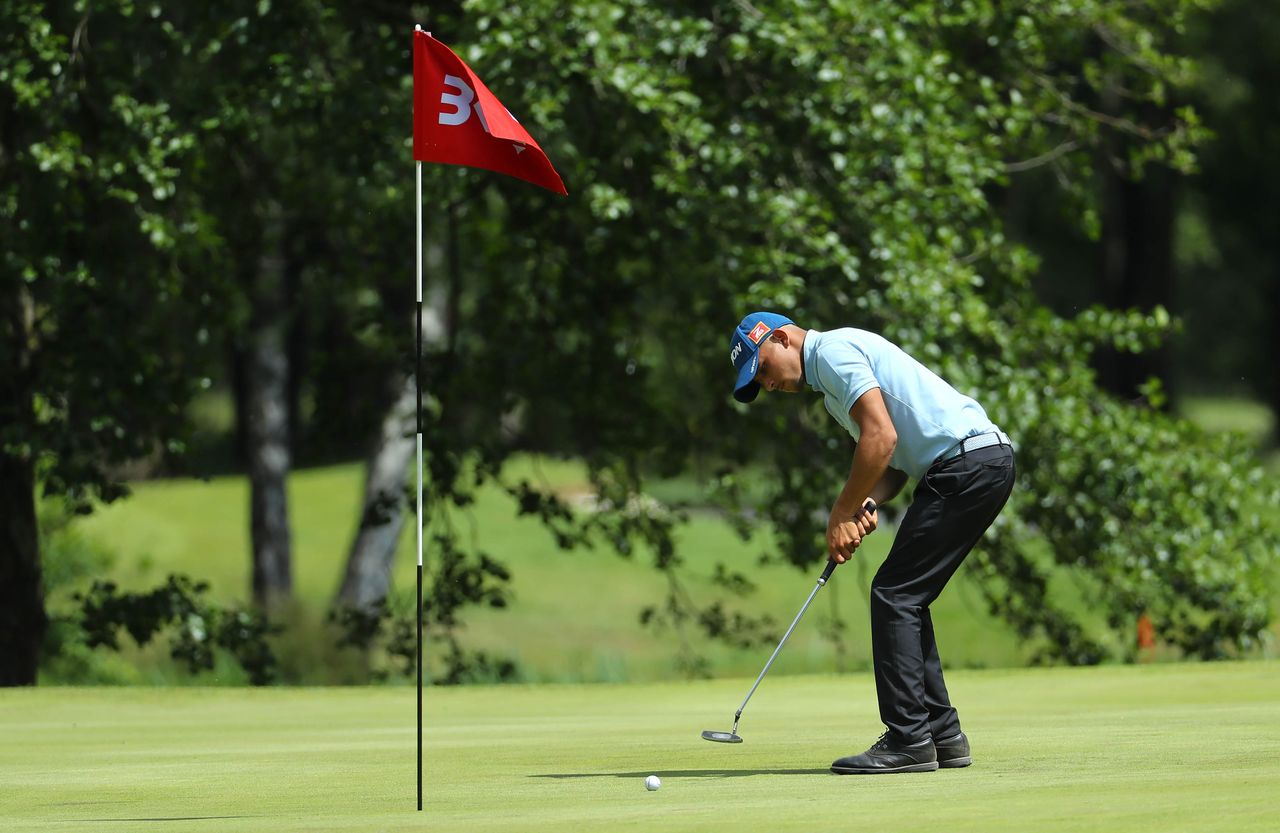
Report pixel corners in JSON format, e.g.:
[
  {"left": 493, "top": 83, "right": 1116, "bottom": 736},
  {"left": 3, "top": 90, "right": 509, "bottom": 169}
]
[{"left": 815, "top": 341, "right": 880, "bottom": 426}]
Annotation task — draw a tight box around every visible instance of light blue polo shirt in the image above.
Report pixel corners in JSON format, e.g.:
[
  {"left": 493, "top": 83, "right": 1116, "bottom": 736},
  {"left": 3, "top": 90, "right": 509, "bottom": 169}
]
[{"left": 803, "top": 328, "right": 998, "bottom": 479}]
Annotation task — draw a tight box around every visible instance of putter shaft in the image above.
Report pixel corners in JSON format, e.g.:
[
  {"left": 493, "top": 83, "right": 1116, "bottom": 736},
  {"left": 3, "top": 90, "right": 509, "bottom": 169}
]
[{"left": 733, "top": 561, "right": 836, "bottom": 720}]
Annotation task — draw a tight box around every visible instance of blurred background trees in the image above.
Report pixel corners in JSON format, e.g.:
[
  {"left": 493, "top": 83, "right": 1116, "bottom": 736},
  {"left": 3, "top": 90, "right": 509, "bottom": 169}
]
[
  {"left": 2, "top": 0, "right": 1277, "bottom": 685},
  {"left": 1, "top": 1, "right": 220, "bottom": 683}
]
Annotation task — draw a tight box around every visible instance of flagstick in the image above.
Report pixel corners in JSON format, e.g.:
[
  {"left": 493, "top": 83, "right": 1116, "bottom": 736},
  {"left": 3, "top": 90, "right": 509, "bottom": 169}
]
[
  {"left": 415, "top": 151, "right": 424, "bottom": 809},
  {"left": 411, "top": 22, "right": 565, "bottom": 812}
]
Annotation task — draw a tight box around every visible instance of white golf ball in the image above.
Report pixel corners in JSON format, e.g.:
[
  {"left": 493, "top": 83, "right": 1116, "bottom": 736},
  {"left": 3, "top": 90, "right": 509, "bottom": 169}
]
[{"left": 644, "top": 775, "right": 661, "bottom": 791}]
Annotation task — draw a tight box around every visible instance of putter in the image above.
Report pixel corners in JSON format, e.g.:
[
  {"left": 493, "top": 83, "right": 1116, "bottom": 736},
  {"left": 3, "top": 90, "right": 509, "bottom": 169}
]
[{"left": 700, "top": 558, "right": 839, "bottom": 744}]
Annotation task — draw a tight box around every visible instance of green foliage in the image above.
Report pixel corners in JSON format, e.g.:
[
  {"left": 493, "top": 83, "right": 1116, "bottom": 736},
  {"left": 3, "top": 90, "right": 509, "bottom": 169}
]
[
  {"left": 36, "top": 498, "right": 133, "bottom": 683},
  {"left": 410, "top": 0, "right": 1278, "bottom": 663},
  {"left": 980, "top": 367, "right": 1279, "bottom": 662},
  {"left": 37, "top": 498, "right": 114, "bottom": 597},
  {"left": 1, "top": 1, "right": 220, "bottom": 508},
  {"left": 72, "top": 575, "right": 280, "bottom": 684},
  {"left": 8, "top": 0, "right": 1278, "bottom": 681},
  {"left": 1176, "top": 0, "right": 1280, "bottom": 415},
  {"left": 327, "top": 598, "right": 417, "bottom": 682},
  {"left": 330, "top": 591, "right": 522, "bottom": 685},
  {"left": 67, "top": 457, "right": 1065, "bottom": 683}
]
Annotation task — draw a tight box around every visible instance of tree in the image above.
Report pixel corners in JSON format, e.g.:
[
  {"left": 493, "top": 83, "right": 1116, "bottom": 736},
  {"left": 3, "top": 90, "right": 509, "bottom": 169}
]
[
  {"left": 391, "top": 0, "right": 1277, "bottom": 664},
  {"left": 1179, "top": 0, "right": 1280, "bottom": 415},
  {"left": 9, "top": 0, "right": 1277, "bottom": 683},
  {"left": 162, "top": 1, "right": 424, "bottom": 610},
  {"left": 0, "top": 1, "right": 217, "bottom": 684}
]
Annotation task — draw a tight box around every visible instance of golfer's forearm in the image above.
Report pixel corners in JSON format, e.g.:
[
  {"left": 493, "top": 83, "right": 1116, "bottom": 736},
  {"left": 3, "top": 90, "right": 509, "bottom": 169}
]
[
  {"left": 869, "top": 468, "right": 908, "bottom": 505},
  {"left": 834, "top": 431, "right": 896, "bottom": 519}
]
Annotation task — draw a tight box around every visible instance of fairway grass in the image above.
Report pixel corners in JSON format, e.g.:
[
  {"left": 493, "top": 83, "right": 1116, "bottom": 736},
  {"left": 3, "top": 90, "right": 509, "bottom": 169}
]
[{"left": 5, "top": 662, "right": 1278, "bottom": 833}]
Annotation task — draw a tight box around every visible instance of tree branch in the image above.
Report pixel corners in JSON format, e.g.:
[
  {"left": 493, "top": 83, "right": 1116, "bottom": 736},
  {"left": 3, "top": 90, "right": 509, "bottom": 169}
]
[
  {"left": 1004, "top": 139, "right": 1081, "bottom": 173},
  {"left": 1030, "top": 72, "right": 1157, "bottom": 140}
]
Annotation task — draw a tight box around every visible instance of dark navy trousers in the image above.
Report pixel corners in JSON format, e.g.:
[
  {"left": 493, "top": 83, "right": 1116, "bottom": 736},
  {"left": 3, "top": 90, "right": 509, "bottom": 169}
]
[{"left": 870, "top": 442, "right": 1016, "bottom": 744}]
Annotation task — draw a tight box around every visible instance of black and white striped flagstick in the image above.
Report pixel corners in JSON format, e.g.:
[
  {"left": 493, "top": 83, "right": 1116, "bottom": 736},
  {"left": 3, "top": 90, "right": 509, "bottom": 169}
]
[{"left": 414, "top": 28, "right": 425, "bottom": 806}]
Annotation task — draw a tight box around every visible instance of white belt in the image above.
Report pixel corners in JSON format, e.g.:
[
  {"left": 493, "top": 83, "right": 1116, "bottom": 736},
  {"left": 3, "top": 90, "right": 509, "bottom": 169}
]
[{"left": 938, "top": 430, "right": 1012, "bottom": 463}]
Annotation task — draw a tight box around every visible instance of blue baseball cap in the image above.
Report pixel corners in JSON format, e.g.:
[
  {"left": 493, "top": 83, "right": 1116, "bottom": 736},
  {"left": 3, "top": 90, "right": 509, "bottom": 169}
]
[{"left": 730, "top": 312, "right": 794, "bottom": 403}]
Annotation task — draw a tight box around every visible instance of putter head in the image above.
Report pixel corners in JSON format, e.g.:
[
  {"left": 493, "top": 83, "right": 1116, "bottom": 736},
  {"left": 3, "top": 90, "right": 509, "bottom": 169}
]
[{"left": 701, "top": 729, "right": 743, "bottom": 744}]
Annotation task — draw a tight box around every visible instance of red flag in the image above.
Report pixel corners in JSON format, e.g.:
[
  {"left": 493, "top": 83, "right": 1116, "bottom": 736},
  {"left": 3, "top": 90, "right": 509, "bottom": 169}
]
[{"left": 412, "top": 30, "right": 567, "bottom": 196}]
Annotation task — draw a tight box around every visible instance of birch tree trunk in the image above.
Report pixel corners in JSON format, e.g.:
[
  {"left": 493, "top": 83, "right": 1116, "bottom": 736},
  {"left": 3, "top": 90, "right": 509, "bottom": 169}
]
[
  {"left": 334, "top": 373, "right": 417, "bottom": 611},
  {"left": 334, "top": 279, "right": 449, "bottom": 612},
  {"left": 247, "top": 200, "right": 293, "bottom": 609}
]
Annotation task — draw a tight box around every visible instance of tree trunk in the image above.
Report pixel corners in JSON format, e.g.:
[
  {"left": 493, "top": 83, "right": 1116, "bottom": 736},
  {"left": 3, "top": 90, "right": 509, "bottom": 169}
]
[
  {"left": 335, "top": 259, "right": 450, "bottom": 612},
  {"left": 334, "top": 374, "right": 417, "bottom": 611},
  {"left": 247, "top": 201, "right": 293, "bottom": 609},
  {"left": 1264, "top": 270, "right": 1280, "bottom": 419},
  {"left": 0, "top": 454, "right": 43, "bottom": 686},
  {"left": 0, "top": 287, "right": 44, "bottom": 686},
  {"left": 1094, "top": 79, "right": 1177, "bottom": 407},
  {"left": 1096, "top": 164, "right": 1176, "bottom": 404}
]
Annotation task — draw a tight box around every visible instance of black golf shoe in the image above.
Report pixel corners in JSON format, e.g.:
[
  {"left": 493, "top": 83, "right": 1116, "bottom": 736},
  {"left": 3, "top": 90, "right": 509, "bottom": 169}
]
[
  {"left": 935, "top": 731, "right": 972, "bottom": 768},
  {"left": 830, "top": 732, "right": 939, "bottom": 774}
]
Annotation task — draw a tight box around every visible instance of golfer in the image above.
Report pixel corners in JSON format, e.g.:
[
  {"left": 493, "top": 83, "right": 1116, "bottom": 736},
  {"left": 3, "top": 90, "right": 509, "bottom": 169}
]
[{"left": 729, "top": 312, "right": 1015, "bottom": 774}]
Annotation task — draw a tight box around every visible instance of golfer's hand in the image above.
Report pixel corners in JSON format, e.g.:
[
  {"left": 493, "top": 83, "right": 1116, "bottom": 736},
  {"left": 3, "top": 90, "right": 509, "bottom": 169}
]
[
  {"left": 856, "top": 501, "right": 879, "bottom": 536},
  {"left": 826, "top": 520, "right": 860, "bottom": 562},
  {"left": 827, "top": 501, "right": 878, "bottom": 563},
  {"left": 826, "top": 516, "right": 862, "bottom": 563}
]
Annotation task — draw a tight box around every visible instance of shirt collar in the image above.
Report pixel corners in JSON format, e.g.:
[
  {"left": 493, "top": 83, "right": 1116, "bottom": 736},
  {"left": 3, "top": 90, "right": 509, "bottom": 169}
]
[{"left": 802, "top": 329, "right": 820, "bottom": 390}]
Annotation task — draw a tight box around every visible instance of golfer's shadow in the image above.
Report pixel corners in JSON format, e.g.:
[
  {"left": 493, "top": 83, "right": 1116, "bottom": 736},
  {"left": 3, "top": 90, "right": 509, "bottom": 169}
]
[
  {"left": 67, "top": 817, "right": 261, "bottom": 824},
  {"left": 533, "top": 769, "right": 828, "bottom": 779}
]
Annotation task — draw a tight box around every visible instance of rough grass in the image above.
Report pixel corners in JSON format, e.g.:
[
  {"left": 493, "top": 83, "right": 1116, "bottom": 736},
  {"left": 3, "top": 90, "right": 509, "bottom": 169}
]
[
  {"left": 5, "top": 662, "right": 1279, "bottom": 832},
  {"left": 59, "top": 456, "right": 1033, "bottom": 684}
]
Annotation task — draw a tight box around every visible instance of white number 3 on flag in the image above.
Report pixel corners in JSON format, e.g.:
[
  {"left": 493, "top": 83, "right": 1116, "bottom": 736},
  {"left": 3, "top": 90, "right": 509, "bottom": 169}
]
[{"left": 438, "top": 74, "right": 490, "bottom": 134}]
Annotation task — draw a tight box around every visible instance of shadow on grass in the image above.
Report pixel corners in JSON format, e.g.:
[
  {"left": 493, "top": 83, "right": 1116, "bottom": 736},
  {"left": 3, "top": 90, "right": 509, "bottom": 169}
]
[
  {"left": 61, "top": 817, "right": 261, "bottom": 823},
  {"left": 533, "top": 769, "right": 830, "bottom": 779}
]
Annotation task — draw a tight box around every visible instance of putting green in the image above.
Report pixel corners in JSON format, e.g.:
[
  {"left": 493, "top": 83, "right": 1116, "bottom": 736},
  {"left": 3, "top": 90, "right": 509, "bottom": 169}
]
[{"left": 4, "top": 662, "right": 1278, "bottom": 832}]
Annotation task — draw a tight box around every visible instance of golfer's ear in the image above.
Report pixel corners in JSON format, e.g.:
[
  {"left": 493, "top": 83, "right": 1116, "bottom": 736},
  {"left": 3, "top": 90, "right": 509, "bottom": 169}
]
[{"left": 771, "top": 328, "right": 789, "bottom": 346}]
